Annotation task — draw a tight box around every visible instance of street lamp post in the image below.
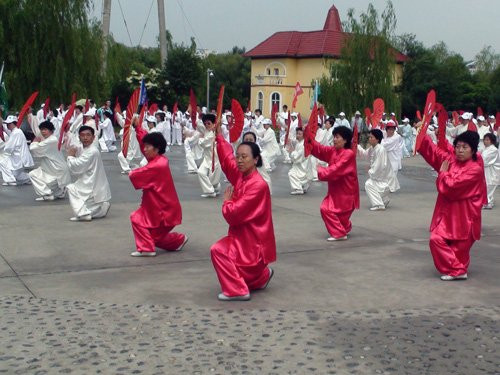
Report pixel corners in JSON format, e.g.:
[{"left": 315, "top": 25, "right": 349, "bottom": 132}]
[{"left": 206, "top": 69, "right": 214, "bottom": 110}]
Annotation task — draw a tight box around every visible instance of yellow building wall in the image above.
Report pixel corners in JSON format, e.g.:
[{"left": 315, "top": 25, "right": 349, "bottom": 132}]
[{"left": 249, "top": 57, "right": 403, "bottom": 118}]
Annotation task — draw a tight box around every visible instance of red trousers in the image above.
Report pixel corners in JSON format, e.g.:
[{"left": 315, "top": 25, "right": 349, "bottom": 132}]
[
  {"left": 131, "top": 213, "right": 185, "bottom": 253},
  {"left": 429, "top": 229, "right": 474, "bottom": 276},
  {"left": 211, "top": 237, "right": 270, "bottom": 297},
  {"left": 320, "top": 207, "right": 353, "bottom": 238}
]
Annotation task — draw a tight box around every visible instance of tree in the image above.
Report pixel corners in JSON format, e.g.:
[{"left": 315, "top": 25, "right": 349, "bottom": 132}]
[
  {"left": 0, "top": 0, "right": 105, "bottom": 109},
  {"left": 474, "top": 45, "right": 500, "bottom": 75},
  {"left": 319, "top": 1, "right": 400, "bottom": 116}
]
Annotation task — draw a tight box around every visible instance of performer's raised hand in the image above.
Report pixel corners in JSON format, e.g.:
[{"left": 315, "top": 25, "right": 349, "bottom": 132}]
[
  {"left": 67, "top": 146, "right": 78, "bottom": 157},
  {"left": 223, "top": 186, "right": 233, "bottom": 201},
  {"left": 440, "top": 160, "right": 449, "bottom": 172},
  {"left": 215, "top": 117, "right": 222, "bottom": 135}
]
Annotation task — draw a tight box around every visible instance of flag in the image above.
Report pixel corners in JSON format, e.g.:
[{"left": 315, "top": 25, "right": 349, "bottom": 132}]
[
  {"left": 310, "top": 80, "right": 321, "bottom": 109},
  {"left": 139, "top": 78, "right": 147, "bottom": 106},
  {"left": 0, "top": 82, "right": 8, "bottom": 116},
  {"left": 292, "top": 82, "right": 303, "bottom": 109}
]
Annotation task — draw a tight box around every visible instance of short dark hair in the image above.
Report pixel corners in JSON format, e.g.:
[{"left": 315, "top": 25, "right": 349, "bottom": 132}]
[
  {"left": 332, "top": 126, "right": 352, "bottom": 149},
  {"left": 454, "top": 130, "right": 479, "bottom": 160},
  {"left": 39, "top": 120, "right": 55, "bottom": 132},
  {"left": 76, "top": 105, "right": 83, "bottom": 112},
  {"left": 254, "top": 109, "right": 262, "bottom": 115},
  {"left": 282, "top": 105, "right": 288, "bottom": 110},
  {"left": 325, "top": 116, "right": 336, "bottom": 125},
  {"left": 296, "top": 127, "right": 303, "bottom": 134},
  {"left": 202, "top": 113, "right": 216, "bottom": 124},
  {"left": 484, "top": 132, "right": 497, "bottom": 145},
  {"left": 238, "top": 141, "right": 263, "bottom": 168},
  {"left": 104, "top": 111, "right": 113, "bottom": 119},
  {"left": 242, "top": 131, "right": 257, "bottom": 142},
  {"left": 155, "top": 112, "right": 165, "bottom": 121},
  {"left": 370, "top": 129, "right": 383, "bottom": 143},
  {"left": 79, "top": 125, "right": 95, "bottom": 135},
  {"left": 143, "top": 132, "right": 167, "bottom": 154}
]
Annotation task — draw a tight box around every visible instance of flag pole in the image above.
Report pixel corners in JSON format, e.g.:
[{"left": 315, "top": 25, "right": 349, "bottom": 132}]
[{"left": 0, "top": 61, "right": 4, "bottom": 84}]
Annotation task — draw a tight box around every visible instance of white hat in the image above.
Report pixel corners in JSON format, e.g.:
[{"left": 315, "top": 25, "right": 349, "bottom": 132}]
[
  {"left": 262, "top": 118, "right": 272, "bottom": 125},
  {"left": 488, "top": 115, "right": 495, "bottom": 119},
  {"left": 390, "top": 112, "right": 396, "bottom": 116},
  {"left": 339, "top": 112, "right": 345, "bottom": 116},
  {"left": 477, "top": 115, "right": 485, "bottom": 121},
  {"left": 355, "top": 111, "right": 361, "bottom": 115},
  {"left": 5, "top": 115, "right": 18, "bottom": 124},
  {"left": 84, "top": 108, "right": 96, "bottom": 117},
  {"left": 146, "top": 115, "right": 157, "bottom": 123},
  {"left": 460, "top": 112, "right": 471, "bottom": 120},
  {"left": 245, "top": 111, "right": 252, "bottom": 117},
  {"left": 291, "top": 112, "right": 298, "bottom": 117},
  {"left": 202, "top": 106, "right": 208, "bottom": 114},
  {"left": 402, "top": 118, "right": 410, "bottom": 123}
]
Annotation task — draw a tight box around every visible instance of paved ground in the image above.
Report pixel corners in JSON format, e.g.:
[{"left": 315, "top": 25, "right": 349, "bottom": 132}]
[{"left": 0, "top": 145, "right": 499, "bottom": 374}]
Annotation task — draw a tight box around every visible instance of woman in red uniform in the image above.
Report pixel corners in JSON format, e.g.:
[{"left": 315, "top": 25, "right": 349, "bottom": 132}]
[
  {"left": 418, "top": 130, "right": 486, "bottom": 280},
  {"left": 128, "top": 118, "right": 187, "bottom": 257},
  {"left": 211, "top": 116, "right": 276, "bottom": 301},
  {"left": 309, "top": 126, "right": 360, "bottom": 241}
]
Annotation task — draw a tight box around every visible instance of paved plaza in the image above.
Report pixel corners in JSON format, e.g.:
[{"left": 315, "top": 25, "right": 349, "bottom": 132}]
[{"left": 0, "top": 146, "right": 499, "bottom": 374}]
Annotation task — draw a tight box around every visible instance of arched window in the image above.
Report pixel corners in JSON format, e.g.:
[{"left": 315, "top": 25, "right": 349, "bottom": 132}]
[
  {"left": 257, "top": 91, "right": 264, "bottom": 111},
  {"left": 270, "top": 92, "right": 281, "bottom": 111}
]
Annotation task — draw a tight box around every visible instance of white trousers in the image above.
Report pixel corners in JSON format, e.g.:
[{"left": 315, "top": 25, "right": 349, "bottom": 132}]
[
  {"left": 184, "top": 140, "right": 198, "bottom": 172},
  {"left": 487, "top": 184, "right": 497, "bottom": 206},
  {"left": 0, "top": 160, "right": 30, "bottom": 184},
  {"left": 172, "top": 127, "right": 182, "bottom": 145},
  {"left": 365, "top": 179, "right": 391, "bottom": 208},
  {"left": 282, "top": 145, "right": 291, "bottom": 162},
  {"left": 67, "top": 186, "right": 110, "bottom": 218},
  {"left": 29, "top": 169, "right": 65, "bottom": 197},
  {"left": 288, "top": 170, "right": 310, "bottom": 192},
  {"left": 197, "top": 161, "right": 221, "bottom": 194},
  {"left": 117, "top": 151, "right": 142, "bottom": 173}
]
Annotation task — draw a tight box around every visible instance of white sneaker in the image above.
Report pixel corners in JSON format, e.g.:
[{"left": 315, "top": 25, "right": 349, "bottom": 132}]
[
  {"left": 175, "top": 236, "right": 189, "bottom": 251},
  {"left": 370, "top": 206, "right": 386, "bottom": 211},
  {"left": 201, "top": 192, "right": 217, "bottom": 198},
  {"left": 327, "top": 236, "right": 348, "bottom": 241},
  {"left": 312, "top": 178, "right": 319, "bottom": 182},
  {"left": 217, "top": 293, "right": 251, "bottom": 301},
  {"left": 440, "top": 273, "right": 467, "bottom": 281},
  {"left": 120, "top": 170, "right": 130, "bottom": 175},
  {"left": 290, "top": 190, "right": 304, "bottom": 195},
  {"left": 187, "top": 170, "right": 197, "bottom": 174},
  {"left": 69, "top": 214, "right": 92, "bottom": 222},
  {"left": 130, "top": 251, "right": 156, "bottom": 257},
  {"left": 35, "top": 195, "right": 55, "bottom": 201},
  {"left": 2, "top": 182, "right": 17, "bottom": 186}
]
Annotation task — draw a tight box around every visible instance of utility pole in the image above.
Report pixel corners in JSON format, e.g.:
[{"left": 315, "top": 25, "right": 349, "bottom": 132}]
[
  {"left": 101, "top": 0, "right": 112, "bottom": 73},
  {"left": 157, "top": 0, "right": 168, "bottom": 67}
]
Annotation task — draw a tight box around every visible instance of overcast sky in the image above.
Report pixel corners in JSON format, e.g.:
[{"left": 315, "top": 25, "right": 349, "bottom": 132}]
[{"left": 90, "top": 0, "right": 500, "bottom": 60}]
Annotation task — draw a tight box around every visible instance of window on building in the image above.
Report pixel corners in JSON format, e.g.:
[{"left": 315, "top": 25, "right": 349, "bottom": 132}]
[
  {"left": 257, "top": 91, "right": 264, "bottom": 111},
  {"left": 271, "top": 92, "right": 281, "bottom": 111},
  {"left": 266, "top": 68, "right": 271, "bottom": 75},
  {"left": 274, "top": 68, "right": 280, "bottom": 76}
]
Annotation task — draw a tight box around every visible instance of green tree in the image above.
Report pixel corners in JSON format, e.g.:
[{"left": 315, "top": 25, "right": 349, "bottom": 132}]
[
  {"left": 0, "top": 0, "right": 105, "bottom": 109},
  {"left": 319, "top": 1, "right": 400, "bottom": 117}
]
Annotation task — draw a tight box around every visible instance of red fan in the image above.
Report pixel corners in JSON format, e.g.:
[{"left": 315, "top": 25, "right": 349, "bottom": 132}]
[
  {"left": 271, "top": 103, "right": 278, "bottom": 130},
  {"left": 94, "top": 110, "right": 100, "bottom": 130},
  {"left": 452, "top": 111, "right": 459, "bottom": 126},
  {"left": 435, "top": 103, "right": 447, "bottom": 150},
  {"left": 495, "top": 112, "right": 500, "bottom": 131},
  {"left": 416, "top": 110, "right": 422, "bottom": 121},
  {"left": 57, "top": 93, "right": 77, "bottom": 150},
  {"left": 229, "top": 99, "right": 244, "bottom": 143},
  {"left": 304, "top": 103, "right": 318, "bottom": 157},
  {"left": 114, "top": 97, "right": 121, "bottom": 115},
  {"left": 414, "top": 89, "right": 436, "bottom": 155},
  {"left": 43, "top": 97, "right": 50, "bottom": 119},
  {"left": 297, "top": 113, "right": 303, "bottom": 128},
  {"left": 172, "top": 102, "right": 178, "bottom": 125},
  {"left": 189, "top": 89, "right": 197, "bottom": 130},
  {"left": 364, "top": 107, "right": 372, "bottom": 128},
  {"left": 371, "top": 98, "right": 385, "bottom": 129},
  {"left": 246, "top": 100, "right": 251, "bottom": 113},
  {"left": 138, "top": 105, "right": 147, "bottom": 130},
  {"left": 352, "top": 124, "right": 359, "bottom": 152},
  {"left": 477, "top": 107, "right": 483, "bottom": 117},
  {"left": 284, "top": 111, "right": 292, "bottom": 146},
  {"left": 83, "top": 98, "right": 90, "bottom": 124},
  {"left": 468, "top": 119, "right": 477, "bottom": 132},
  {"left": 148, "top": 103, "right": 158, "bottom": 116},
  {"left": 212, "top": 85, "right": 225, "bottom": 172},
  {"left": 122, "top": 88, "right": 141, "bottom": 158},
  {"left": 16, "top": 91, "right": 39, "bottom": 128}
]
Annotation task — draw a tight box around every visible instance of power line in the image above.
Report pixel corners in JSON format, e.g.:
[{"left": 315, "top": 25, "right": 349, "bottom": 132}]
[
  {"left": 117, "top": 0, "right": 133, "bottom": 47},
  {"left": 175, "top": 0, "right": 204, "bottom": 49},
  {"left": 138, "top": 0, "right": 155, "bottom": 46}
]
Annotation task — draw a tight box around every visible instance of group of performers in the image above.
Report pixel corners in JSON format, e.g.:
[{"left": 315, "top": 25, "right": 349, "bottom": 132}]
[{"left": 1, "top": 99, "right": 499, "bottom": 300}]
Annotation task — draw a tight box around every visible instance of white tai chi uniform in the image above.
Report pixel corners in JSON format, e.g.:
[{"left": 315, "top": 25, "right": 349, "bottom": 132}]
[
  {"left": 288, "top": 139, "right": 312, "bottom": 193},
  {"left": 156, "top": 119, "right": 171, "bottom": 146},
  {"left": 310, "top": 127, "right": 328, "bottom": 180},
  {"left": 481, "top": 144, "right": 500, "bottom": 208},
  {"left": 116, "top": 113, "right": 143, "bottom": 173},
  {"left": 67, "top": 143, "right": 111, "bottom": 219},
  {"left": 183, "top": 120, "right": 203, "bottom": 173},
  {"left": 29, "top": 135, "right": 70, "bottom": 198},
  {"left": 260, "top": 127, "right": 280, "bottom": 171},
  {"left": 477, "top": 125, "right": 490, "bottom": 153},
  {"left": 278, "top": 112, "right": 291, "bottom": 163},
  {"left": 0, "top": 127, "right": 34, "bottom": 184},
  {"left": 171, "top": 111, "right": 183, "bottom": 145},
  {"left": 358, "top": 143, "right": 400, "bottom": 209},
  {"left": 99, "top": 117, "right": 116, "bottom": 152},
  {"left": 197, "top": 129, "right": 221, "bottom": 195},
  {"left": 382, "top": 133, "right": 403, "bottom": 174}
]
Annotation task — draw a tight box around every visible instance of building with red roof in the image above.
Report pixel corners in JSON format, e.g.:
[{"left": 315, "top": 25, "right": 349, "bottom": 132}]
[{"left": 244, "top": 4, "right": 407, "bottom": 116}]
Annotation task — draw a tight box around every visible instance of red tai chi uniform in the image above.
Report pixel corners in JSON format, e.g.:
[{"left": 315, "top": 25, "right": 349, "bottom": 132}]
[
  {"left": 211, "top": 135, "right": 276, "bottom": 297},
  {"left": 129, "top": 126, "right": 185, "bottom": 252},
  {"left": 419, "top": 135, "right": 487, "bottom": 276},
  {"left": 310, "top": 140, "right": 360, "bottom": 238}
]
